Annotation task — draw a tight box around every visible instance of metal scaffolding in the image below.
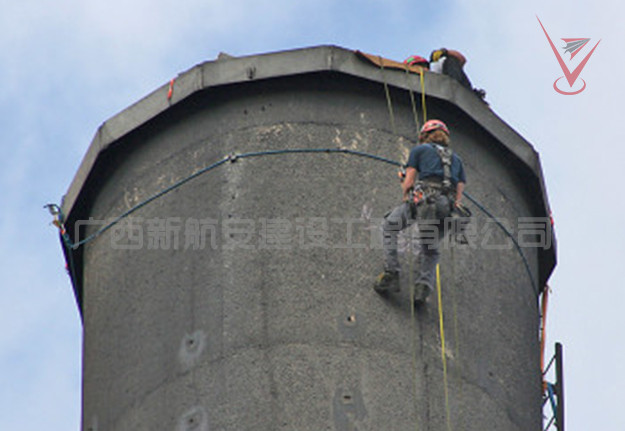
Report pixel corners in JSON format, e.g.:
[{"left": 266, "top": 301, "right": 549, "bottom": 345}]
[{"left": 543, "top": 343, "right": 565, "bottom": 431}]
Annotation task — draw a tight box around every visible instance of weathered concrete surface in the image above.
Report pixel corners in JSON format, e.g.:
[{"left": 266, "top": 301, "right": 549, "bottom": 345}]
[{"left": 65, "top": 47, "right": 553, "bottom": 431}]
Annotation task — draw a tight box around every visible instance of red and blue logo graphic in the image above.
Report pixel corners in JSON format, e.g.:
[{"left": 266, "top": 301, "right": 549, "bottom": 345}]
[{"left": 537, "top": 16, "right": 601, "bottom": 95}]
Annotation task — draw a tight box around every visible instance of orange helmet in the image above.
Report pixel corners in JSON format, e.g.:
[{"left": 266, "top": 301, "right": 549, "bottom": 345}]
[{"left": 420, "top": 119, "right": 449, "bottom": 137}]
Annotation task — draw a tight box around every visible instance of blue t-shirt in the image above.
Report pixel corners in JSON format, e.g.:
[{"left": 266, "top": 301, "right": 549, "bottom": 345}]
[{"left": 407, "top": 143, "right": 466, "bottom": 185}]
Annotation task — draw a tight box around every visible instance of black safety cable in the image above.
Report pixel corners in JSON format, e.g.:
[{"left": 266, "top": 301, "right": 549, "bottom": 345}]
[
  {"left": 52, "top": 147, "right": 538, "bottom": 294},
  {"left": 66, "top": 148, "right": 399, "bottom": 249},
  {"left": 461, "top": 192, "right": 539, "bottom": 295}
]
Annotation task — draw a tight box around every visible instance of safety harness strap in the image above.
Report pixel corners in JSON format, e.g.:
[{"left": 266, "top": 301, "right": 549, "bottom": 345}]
[{"left": 434, "top": 144, "right": 453, "bottom": 191}]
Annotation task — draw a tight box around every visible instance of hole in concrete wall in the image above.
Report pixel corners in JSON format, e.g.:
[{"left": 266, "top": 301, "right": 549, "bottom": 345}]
[
  {"left": 178, "top": 330, "right": 206, "bottom": 371},
  {"left": 184, "top": 334, "right": 201, "bottom": 353},
  {"left": 177, "top": 406, "right": 208, "bottom": 431},
  {"left": 338, "top": 312, "right": 363, "bottom": 341}
]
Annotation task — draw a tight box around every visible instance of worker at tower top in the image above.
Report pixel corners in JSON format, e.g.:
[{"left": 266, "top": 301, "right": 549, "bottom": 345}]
[
  {"left": 374, "top": 119, "right": 467, "bottom": 305},
  {"left": 430, "top": 48, "right": 486, "bottom": 100}
]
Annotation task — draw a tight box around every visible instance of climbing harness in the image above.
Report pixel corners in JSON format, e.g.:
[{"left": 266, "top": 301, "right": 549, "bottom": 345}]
[
  {"left": 407, "top": 142, "right": 466, "bottom": 235},
  {"left": 434, "top": 144, "right": 453, "bottom": 191}
]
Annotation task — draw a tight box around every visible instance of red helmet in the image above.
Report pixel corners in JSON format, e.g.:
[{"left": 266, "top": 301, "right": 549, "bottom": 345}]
[
  {"left": 420, "top": 119, "right": 449, "bottom": 136},
  {"left": 404, "top": 55, "right": 429, "bottom": 67}
]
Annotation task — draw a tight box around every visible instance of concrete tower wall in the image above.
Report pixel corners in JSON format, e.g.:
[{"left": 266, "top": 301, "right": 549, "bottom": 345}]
[{"left": 76, "top": 70, "right": 543, "bottom": 431}]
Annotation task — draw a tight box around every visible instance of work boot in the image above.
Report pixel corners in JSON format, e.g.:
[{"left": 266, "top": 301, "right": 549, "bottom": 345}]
[
  {"left": 374, "top": 271, "right": 400, "bottom": 294},
  {"left": 413, "top": 282, "right": 433, "bottom": 306}
]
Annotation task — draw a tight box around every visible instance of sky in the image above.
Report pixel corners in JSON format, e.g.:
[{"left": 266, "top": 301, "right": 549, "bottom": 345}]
[{"left": 1, "top": 0, "right": 622, "bottom": 429}]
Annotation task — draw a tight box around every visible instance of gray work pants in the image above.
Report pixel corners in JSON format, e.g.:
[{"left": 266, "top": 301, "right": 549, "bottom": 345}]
[{"left": 382, "top": 198, "right": 450, "bottom": 289}]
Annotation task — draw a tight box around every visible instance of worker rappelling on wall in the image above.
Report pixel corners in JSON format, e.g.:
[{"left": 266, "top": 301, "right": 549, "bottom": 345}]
[{"left": 374, "top": 119, "right": 470, "bottom": 306}]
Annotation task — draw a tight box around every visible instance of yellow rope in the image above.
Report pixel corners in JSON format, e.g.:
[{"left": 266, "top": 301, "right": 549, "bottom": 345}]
[
  {"left": 436, "top": 264, "right": 452, "bottom": 431},
  {"left": 450, "top": 247, "right": 460, "bottom": 359},
  {"left": 405, "top": 66, "right": 419, "bottom": 431},
  {"left": 410, "top": 285, "right": 420, "bottom": 431},
  {"left": 450, "top": 246, "right": 464, "bottom": 401},
  {"left": 404, "top": 66, "right": 421, "bottom": 136},
  {"left": 379, "top": 56, "right": 396, "bottom": 134},
  {"left": 380, "top": 59, "right": 434, "bottom": 431},
  {"left": 383, "top": 58, "right": 419, "bottom": 431},
  {"left": 420, "top": 70, "right": 427, "bottom": 124}
]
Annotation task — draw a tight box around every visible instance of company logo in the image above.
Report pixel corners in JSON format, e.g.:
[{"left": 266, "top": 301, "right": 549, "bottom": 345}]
[{"left": 537, "top": 16, "right": 601, "bottom": 95}]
